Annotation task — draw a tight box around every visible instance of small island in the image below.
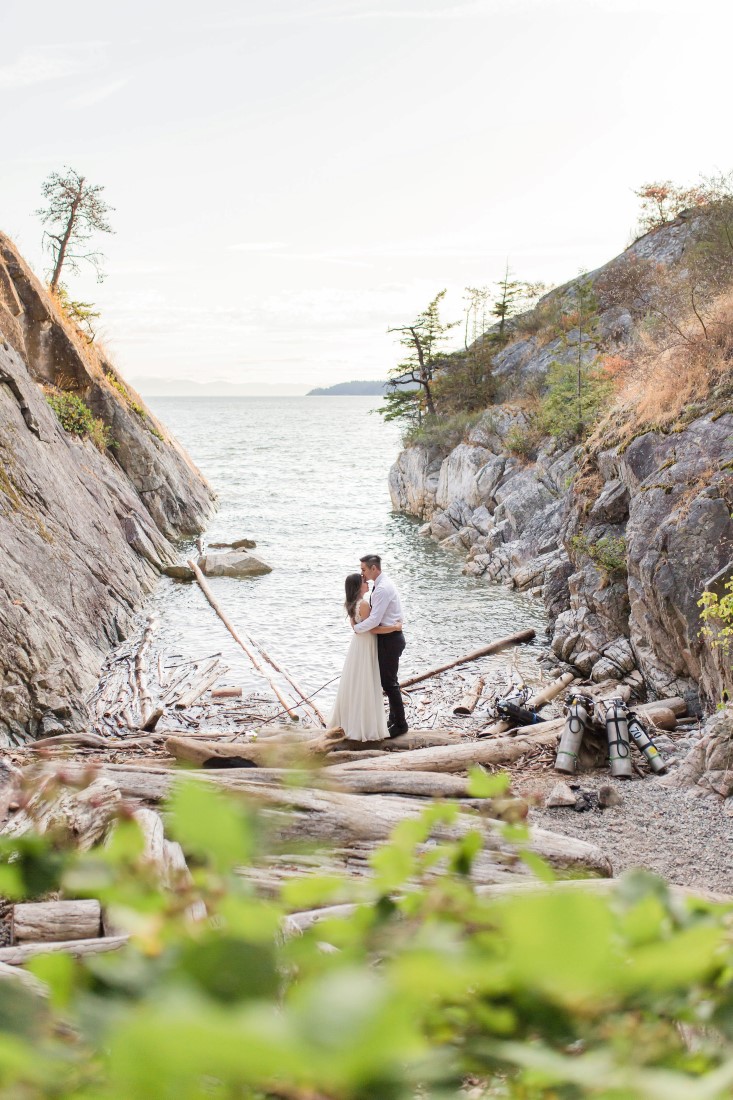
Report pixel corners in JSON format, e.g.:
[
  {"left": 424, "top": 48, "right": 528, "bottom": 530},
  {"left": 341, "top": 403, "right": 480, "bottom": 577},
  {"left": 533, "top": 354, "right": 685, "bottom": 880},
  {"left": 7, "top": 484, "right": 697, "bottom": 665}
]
[{"left": 307, "top": 379, "right": 386, "bottom": 395}]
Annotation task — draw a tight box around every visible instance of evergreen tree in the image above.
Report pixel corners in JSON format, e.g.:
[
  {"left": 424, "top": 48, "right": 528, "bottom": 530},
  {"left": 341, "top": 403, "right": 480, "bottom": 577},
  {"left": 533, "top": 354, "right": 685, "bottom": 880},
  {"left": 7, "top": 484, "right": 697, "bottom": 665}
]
[
  {"left": 383, "top": 290, "right": 459, "bottom": 425},
  {"left": 36, "top": 167, "right": 114, "bottom": 292}
]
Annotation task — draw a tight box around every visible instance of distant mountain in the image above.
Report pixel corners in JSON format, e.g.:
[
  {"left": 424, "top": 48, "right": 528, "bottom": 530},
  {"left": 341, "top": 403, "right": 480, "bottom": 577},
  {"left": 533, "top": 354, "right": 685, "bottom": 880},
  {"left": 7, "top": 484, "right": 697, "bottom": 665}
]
[
  {"left": 307, "top": 380, "right": 387, "bottom": 396},
  {"left": 131, "top": 378, "right": 310, "bottom": 397}
]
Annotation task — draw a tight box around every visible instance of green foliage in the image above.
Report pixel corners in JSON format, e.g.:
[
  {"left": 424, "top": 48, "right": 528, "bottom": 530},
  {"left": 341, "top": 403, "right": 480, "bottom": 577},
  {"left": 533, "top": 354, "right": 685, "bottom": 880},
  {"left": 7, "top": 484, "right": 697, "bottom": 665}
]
[
  {"left": 403, "top": 410, "right": 479, "bottom": 450},
  {"left": 0, "top": 778, "right": 731, "bottom": 1097},
  {"left": 54, "top": 284, "right": 100, "bottom": 342},
  {"left": 432, "top": 349, "right": 498, "bottom": 416},
  {"left": 570, "top": 533, "right": 628, "bottom": 576},
  {"left": 45, "top": 391, "right": 113, "bottom": 451},
  {"left": 106, "top": 373, "right": 145, "bottom": 417},
  {"left": 382, "top": 290, "right": 459, "bottom": 428},
  {"left": 504, "top": 422, "right": 543, "bottom": 460},
  {"left": 538, "top": 356, "right": 613, "bottom": 442},
  {"left": 699, "top": 574, "right": 733, "bottom": 653}
]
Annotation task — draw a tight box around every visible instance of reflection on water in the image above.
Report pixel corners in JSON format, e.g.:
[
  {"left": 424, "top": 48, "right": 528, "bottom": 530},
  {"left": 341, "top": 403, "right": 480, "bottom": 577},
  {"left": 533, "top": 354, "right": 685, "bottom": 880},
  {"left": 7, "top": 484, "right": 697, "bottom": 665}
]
[{"left": 147, "top": 396, "right": 548, "bottom": 708}]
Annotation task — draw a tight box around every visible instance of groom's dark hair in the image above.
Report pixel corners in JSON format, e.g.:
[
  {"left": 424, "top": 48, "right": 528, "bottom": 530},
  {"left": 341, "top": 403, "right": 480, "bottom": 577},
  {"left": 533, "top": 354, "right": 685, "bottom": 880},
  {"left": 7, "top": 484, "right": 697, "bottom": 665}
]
[{"left": 360, "top": 554, "right": 381, "bottom": 568}]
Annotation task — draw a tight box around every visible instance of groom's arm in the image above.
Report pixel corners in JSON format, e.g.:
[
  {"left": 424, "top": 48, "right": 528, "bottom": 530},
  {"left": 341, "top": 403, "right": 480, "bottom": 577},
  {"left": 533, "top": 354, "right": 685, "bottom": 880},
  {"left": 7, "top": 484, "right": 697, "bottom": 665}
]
[{"left": 353, "top": 584, "right": 389, "bottom": 633}]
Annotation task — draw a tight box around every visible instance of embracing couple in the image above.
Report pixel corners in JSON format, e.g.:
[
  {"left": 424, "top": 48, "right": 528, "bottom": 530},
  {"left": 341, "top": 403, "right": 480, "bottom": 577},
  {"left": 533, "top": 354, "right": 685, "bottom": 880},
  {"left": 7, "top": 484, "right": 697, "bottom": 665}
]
[{"left": 328, "top": 554, "right": 408, "bottom": 742}]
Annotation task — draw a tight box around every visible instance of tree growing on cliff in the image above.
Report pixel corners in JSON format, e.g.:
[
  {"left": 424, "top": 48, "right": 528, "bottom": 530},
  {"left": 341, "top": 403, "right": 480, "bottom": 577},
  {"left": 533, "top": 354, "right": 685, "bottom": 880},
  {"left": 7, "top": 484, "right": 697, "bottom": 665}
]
[
  {"left": 490, "top": 265, "right": 548, "bottom": 345},
  {"left": 36, "top": 167, "right": 114, "bottom": 292},
  {"left": 382, "top": 290, "right": 459, "bottom": 426}
]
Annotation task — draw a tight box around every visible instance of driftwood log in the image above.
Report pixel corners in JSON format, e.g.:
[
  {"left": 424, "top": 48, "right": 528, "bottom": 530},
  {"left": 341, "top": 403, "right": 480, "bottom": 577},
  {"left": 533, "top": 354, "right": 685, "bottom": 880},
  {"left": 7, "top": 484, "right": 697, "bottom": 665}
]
[
  {"left": 165, "top": 728, "right": 345, "bottom": 767},
  {"left": 188, "top": 558, "right": 324, "bottom": 725},
  {"left": 453, "top": 677, "right": 485, "bottom": 715},
  {"left": 0, "top": 936, "right": 129, "bottom": 966},
  {"left": 0, "top": 959, "right": 49, "bottom": 996},
  {"left": 399, "top": 629, "right": 536, "bottom": 688},
  {"left": 12, "top": 900, "right": 101, "bottom": 944},
  {"left": 328, "top": 724, "right": 563, "bottom": 774},
  {"left": 2, "top": 775, "right": 122, "bottom": 850}
]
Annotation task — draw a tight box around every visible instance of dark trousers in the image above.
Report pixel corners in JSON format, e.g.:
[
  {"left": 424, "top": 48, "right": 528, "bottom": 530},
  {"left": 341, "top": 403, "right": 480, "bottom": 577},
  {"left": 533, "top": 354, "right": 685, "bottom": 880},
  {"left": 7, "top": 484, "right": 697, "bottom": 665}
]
[{"left": 377, "top": 631, "right": 406, "bottom": 729}]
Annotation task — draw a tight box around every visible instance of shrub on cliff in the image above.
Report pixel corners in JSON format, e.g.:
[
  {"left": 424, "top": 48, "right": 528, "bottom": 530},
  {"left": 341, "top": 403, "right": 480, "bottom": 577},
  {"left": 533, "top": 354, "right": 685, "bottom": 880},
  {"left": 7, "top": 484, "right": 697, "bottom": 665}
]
[
  {"left": 537, "top": 357, "right": 614, "bottom": 442},
  {"left": 46, "top": 391, "right": 112, "bottom": 451}
]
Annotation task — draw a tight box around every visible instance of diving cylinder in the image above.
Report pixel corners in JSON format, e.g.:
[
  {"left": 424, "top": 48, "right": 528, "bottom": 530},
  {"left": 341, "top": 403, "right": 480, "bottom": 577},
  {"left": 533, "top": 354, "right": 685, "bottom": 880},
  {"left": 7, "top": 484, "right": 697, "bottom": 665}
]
[
  {"left": 605, "top": 698, "right": 633, "bottom": 778},
  {"left": 628, "top": 713, "right": 667, "bottom": 774},
  {"left": 555, "top": 695, "right": 592, "bottom": 774}
]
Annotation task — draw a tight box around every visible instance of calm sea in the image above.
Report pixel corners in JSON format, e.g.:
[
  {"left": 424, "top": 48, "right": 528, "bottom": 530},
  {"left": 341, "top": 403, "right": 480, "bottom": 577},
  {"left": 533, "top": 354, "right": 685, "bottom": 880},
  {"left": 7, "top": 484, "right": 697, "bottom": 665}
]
[{"left": 145, "top": 396, "right": 548, "bottom": 708}]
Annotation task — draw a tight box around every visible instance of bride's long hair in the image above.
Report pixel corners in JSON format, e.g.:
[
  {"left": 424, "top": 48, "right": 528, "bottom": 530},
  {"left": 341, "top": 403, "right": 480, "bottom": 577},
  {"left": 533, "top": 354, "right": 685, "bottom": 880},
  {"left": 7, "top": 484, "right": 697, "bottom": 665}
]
[{"left": 344, "top": 572, "right": 363, "bottom": 622}]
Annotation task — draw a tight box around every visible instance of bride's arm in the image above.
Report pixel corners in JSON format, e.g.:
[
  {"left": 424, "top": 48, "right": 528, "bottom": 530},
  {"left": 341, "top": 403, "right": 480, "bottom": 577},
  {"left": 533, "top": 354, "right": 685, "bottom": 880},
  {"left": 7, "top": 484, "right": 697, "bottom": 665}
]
[{"left": 369, "top": 621, "right": 402, "bottom": 634}]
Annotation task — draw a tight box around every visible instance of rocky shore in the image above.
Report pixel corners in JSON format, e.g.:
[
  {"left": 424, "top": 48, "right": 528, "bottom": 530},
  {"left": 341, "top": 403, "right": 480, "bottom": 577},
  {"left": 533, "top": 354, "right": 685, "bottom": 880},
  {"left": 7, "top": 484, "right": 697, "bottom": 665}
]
[
  {"left": 0, "top": 234, "right": 215, "bottom": 743},
  {"left": 389, "top": 217, "right": 733, "bottom": 714}
]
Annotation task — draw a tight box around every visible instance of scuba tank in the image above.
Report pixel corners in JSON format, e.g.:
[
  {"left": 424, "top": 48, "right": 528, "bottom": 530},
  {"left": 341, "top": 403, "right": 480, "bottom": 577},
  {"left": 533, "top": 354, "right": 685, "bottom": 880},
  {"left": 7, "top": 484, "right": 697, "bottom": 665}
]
[
  {"left": 555, "top": 692, "right": 593, "bottom": 774},
  {"left": 628, "top": 712, "right": 667, "bottom": 774},
  {"left": 496, "top": 699, "right": 543, "bottom": 727},
  {"left": 605, "top": 698, "right": 633, "bottom": 778}
]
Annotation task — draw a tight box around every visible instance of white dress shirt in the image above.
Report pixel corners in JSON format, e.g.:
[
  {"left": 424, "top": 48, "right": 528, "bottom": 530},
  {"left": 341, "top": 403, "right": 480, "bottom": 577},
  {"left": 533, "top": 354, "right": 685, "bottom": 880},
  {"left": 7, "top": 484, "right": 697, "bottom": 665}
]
[{"left": 353, "top": 572, "right": 404, "bottom": 633}]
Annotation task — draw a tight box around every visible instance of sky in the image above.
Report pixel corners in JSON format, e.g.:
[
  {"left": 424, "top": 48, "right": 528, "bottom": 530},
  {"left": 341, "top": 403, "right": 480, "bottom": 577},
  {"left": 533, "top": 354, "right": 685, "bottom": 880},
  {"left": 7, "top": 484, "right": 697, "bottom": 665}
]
[{"left": 2, "top": 0, "right": 732, "bottom": 391}]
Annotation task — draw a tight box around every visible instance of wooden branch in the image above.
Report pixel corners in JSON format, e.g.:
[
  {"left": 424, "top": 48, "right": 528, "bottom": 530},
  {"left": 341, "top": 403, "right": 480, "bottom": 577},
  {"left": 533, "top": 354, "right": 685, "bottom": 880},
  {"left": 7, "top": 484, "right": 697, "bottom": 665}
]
[
  {"left": 12, "top": 901, "right": 101, "bottom": 944},
  {"left": 399, "top": 629, "right": 536, "bottom": 687}
]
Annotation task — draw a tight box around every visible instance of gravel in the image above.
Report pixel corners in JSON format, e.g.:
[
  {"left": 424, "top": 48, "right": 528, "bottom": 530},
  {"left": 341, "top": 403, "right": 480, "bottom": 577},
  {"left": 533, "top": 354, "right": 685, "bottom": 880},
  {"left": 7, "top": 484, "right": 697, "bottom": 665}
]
[{"left": 520, "top": 764, "right": 733, "bottom": 895}]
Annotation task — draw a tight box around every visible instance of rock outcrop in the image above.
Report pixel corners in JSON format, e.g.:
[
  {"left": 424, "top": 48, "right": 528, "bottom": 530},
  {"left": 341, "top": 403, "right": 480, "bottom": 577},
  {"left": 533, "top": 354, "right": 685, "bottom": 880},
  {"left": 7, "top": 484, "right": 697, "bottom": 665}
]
[
  {"left": 389, "top": 217, "right": 733, "bottom": 709},
  {"left": 0, "top": 233, "right": 215, "bottom": 743}
]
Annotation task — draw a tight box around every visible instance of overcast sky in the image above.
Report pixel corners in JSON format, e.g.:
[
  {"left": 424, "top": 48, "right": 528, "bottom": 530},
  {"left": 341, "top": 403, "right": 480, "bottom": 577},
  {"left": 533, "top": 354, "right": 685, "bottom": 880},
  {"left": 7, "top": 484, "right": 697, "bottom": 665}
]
[{"left": 2, "top": 0, "right": 731, "bottom": 390}]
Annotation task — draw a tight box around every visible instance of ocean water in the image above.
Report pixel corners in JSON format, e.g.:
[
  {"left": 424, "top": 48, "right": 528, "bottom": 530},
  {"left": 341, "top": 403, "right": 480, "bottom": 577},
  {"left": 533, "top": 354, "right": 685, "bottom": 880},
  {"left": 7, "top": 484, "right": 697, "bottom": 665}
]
[{"left": 146, "top": 396, "right": 548, "bottom": 709}]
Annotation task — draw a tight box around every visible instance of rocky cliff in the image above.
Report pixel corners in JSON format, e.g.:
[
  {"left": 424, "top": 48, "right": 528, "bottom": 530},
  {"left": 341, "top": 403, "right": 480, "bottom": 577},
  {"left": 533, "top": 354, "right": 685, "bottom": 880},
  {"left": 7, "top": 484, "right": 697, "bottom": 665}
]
[
  {"left": 0, "top": 233, "right": 215, "bottom": 743},
  {"left": 389, "top": 218, "right": 733, "bottom": 710}
]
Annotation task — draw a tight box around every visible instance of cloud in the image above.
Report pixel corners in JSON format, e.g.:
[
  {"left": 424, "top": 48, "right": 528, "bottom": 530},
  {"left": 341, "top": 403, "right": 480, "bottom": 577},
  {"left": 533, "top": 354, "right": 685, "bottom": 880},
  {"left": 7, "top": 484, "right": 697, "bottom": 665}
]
[
  {"left": 65, "top": 77, "right": 129, "bottom": 109},
  {"left": 0, "top": 44, "right": 107, "bottom": 89}
]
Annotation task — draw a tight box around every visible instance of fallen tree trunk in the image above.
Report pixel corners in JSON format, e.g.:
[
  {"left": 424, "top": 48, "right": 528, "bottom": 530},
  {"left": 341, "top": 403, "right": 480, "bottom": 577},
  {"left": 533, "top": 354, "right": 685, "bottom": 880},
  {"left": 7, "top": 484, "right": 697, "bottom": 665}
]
[
  {"left": 261, "top": 791, "right": 611, "bottom": 877},
  {"left": 12, "top": 900, "right": 101, "bottom": 944},
  {"left": 0, "top": 959, "right": 48, "bottom": 996},
  {"left": 328, "top": 723, "right": 563, "bottom": 774},
  {"left": 0, "top": 936, "right": 128, "bottom": 966},
  {"left": 2, "top": 775, "right": 121, "bottom": 850},
  {"left": 165, "top": 728, "right": 345, "bottom": 767},
  {"left": 399, "top": 629, "right": 537, "bottom": 688},
  {"left": 132, "top": 807, "right": 207, "bottom": 921}
]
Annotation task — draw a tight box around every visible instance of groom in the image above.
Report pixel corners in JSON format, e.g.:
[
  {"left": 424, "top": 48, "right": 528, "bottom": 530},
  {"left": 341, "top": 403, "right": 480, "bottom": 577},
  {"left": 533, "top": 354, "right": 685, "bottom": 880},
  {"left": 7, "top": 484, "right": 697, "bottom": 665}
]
[{"left": 353, "top": 554, "right": 408, "bottom": 737}]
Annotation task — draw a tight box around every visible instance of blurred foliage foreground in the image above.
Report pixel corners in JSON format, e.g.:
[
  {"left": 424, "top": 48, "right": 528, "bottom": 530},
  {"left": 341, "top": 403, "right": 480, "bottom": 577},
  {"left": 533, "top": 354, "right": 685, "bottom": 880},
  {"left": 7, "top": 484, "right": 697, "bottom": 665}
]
[{"left": 1, "top": 776, "right": 733, "bottom": 1099}]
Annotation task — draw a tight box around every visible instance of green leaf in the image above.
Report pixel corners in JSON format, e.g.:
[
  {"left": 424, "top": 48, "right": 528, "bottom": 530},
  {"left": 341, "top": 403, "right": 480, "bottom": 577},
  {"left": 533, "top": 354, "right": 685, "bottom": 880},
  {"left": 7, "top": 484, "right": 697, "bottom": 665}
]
[
  {"left": 467, "top": 767, "right": 511, "bottom": 798},
  {"left": 167, "top": 777, "right": 254, "bottom": 872}
]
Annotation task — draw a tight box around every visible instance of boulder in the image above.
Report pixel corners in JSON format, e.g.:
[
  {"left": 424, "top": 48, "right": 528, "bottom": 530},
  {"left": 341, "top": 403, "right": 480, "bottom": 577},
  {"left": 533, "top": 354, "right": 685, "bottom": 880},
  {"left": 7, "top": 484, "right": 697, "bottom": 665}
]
[
  {"left": 198, "top": 550, "right": 272, "bottom": 578},
  {"left": 388, "top": 445, "right": 443, "bottom": 517},
  {"left": 208, "top": 538, "right": 256, "bottom": 550}
]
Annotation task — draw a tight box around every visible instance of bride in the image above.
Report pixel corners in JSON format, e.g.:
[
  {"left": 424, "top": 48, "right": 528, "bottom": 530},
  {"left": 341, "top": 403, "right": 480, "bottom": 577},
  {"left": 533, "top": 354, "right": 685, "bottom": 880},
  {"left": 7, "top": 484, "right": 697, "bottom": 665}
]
[{"left": 328, "top": 572, "right": 402, "bottom": 741}]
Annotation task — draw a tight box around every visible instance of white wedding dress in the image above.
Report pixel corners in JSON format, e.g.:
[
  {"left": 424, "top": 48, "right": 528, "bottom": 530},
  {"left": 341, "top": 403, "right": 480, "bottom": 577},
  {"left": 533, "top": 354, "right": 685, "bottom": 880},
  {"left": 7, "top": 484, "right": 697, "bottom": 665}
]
[{"left": 328, "top": 602, "right": 388, "bottom": 741}]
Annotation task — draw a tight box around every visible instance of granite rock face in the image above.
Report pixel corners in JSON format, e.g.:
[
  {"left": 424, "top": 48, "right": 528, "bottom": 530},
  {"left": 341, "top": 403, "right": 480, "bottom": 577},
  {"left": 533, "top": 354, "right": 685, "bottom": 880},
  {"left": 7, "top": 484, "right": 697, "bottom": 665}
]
[
  {"left": 388, "top": 217, "right": 733, "bottom": 707},
  {"left": 0, "top": 234, "right": 215, "bottom": 743}
]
